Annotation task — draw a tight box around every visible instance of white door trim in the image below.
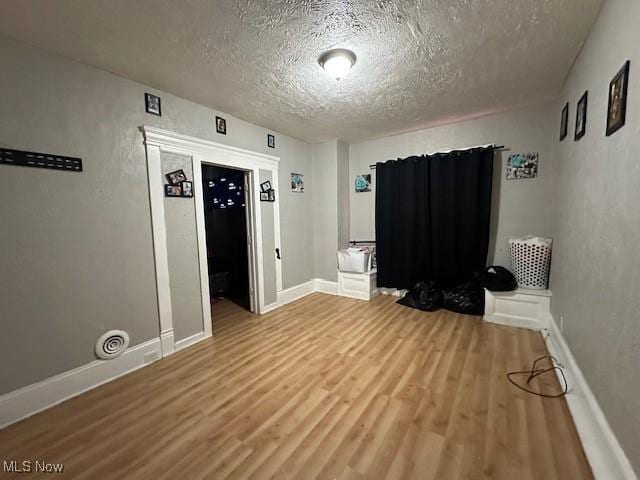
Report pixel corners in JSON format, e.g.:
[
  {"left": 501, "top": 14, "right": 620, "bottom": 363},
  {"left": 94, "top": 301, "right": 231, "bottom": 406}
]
[{"left": 141, "top": 126, "right": 281, "bottom": 356}]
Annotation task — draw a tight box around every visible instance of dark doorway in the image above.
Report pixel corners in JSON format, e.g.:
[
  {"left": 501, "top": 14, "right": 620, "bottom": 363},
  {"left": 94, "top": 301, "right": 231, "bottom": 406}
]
[{"left": 201, "top": 164, "right": 251, "bottom": 311}]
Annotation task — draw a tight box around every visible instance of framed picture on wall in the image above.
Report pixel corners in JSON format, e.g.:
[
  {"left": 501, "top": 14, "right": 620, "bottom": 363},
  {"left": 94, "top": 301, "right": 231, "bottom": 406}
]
[
  {"left": 606, "top": 60, "right": 630, "bottom": 136},
  {"left": 291, "top": 173, "right": 304, "bottom": 193},
  {"left": 181, "top": 181, "right": 193, "bottom": 197},
  {"left": 260, "top": 191, "right": 269, "bottom": 201},
  {"left": 165, "top": 169, "right": 187, "bottom": 185},
  {"left": 216, "top": 116, "right": 227, "bottom": 135},
  {"left": 575, "top": 91, "right": 588, "bottom": 141},
  {"left": 506, "top": 153, "right": 538, "bottom": 180},
  {"left": 164, "top": 184, "right": 182, "bottom": 197},
  {"left": 145, "top": 93, "right": 161, "bottom": 116},
  {"left": 355, "top": 174, "right": 372, "bottom": 192},
  {"left": 267, "top": 134, "right": 275, "bottom": 148},
  {"left": 268, "top": 189, "right": 276, "bottom": 202},
  {"left": 560, "top": 103, "right": 569, "bottom": 141},
  {"left": 260, "top": 180, "right": 272, "bottom": 192}
]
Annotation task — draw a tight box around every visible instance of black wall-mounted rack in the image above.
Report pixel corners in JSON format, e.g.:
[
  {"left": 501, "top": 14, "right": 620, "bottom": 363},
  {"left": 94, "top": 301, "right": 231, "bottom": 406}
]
[{"left": 0, "top": 148, "right": 82, "bottom": 172}]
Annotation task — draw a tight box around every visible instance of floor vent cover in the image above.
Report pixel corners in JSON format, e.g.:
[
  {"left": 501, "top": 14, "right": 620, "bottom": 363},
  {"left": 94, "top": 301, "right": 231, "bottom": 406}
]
[{"left": 95, "top": 330, "right": 130, "bottom": 360}]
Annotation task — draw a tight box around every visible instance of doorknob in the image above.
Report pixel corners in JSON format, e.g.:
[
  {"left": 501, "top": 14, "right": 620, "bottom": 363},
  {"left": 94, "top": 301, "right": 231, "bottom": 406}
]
[{"left": 275, "top": 248, "right": 281, "bottom": 260}]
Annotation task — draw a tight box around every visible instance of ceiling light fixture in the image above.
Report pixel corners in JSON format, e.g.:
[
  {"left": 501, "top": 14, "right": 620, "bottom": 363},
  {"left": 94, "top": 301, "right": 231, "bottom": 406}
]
[{"left": 318, "top": 49, "right": 356, "bottom": 80}]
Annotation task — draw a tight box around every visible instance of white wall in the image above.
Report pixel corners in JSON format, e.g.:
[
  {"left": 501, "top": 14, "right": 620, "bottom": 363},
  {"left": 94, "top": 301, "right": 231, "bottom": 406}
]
[
  {"left": 550, "top": 0, "right": 640, "bottom": 472},
  {"left": 349, "top": 103, "right": 556, "bottom": 267},
  {"left": 0, "top": 35, "right": 314, "bottom": 395}
]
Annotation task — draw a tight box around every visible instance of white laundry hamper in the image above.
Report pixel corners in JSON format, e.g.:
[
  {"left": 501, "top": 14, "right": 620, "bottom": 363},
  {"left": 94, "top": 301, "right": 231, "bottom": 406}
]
[{"left": 509, "top": 236, "right": 552, "bottom": 289}]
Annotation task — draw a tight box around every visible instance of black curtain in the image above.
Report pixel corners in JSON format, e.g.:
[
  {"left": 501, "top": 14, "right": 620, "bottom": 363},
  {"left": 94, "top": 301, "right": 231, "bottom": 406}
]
[{"left": 375, "top": 147, "right": 494, "bottom": 289}]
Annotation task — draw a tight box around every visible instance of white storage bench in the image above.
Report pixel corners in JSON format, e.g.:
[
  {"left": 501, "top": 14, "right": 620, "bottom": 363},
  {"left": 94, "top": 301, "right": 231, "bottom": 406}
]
[
  {"left": 484, "top": 288, "right": 552, "bottom": 330},
  {"left": 337, "top": 269, "right": 379, "bottom": 301}
]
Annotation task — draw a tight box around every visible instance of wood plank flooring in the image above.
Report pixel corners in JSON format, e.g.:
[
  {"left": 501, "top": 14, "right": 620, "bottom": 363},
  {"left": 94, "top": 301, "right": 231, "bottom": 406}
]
[{"left": 0, "top": 293, "right": 592, "bottom": 479}]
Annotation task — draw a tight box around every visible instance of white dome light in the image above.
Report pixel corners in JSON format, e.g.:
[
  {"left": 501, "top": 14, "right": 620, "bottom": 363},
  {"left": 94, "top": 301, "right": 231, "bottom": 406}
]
[{"left": 319, "top": 49, "right": 356, "bottom": 80}]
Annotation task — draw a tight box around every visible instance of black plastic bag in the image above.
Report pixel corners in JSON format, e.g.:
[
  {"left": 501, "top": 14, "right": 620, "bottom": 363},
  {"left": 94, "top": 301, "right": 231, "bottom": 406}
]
[
  {"left": 479, "top": 266, "right": 517, "bottom": 292},
  {"left": 442, "top": 282, "right": 485, "bottom": 315},
  {"left": 396, "top": 281, "right": 443, "bottom": 311}
]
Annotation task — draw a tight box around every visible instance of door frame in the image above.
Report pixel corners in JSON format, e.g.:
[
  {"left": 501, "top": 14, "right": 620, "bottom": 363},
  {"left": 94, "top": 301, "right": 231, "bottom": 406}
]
[{"left": 141, "top": 126, "right": 281, "bottom": 357}]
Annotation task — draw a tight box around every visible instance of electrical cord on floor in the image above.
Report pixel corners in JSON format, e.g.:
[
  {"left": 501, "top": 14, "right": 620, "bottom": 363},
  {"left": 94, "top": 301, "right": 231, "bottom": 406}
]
[{"left": 507, "top": 355, "right": 568, "bottom": 398}]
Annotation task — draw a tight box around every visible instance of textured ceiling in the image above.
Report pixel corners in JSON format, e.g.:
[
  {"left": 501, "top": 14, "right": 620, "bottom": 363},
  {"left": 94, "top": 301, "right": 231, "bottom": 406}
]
[{"left": 0, "top": 0, "right": 603, "bottom": 143}]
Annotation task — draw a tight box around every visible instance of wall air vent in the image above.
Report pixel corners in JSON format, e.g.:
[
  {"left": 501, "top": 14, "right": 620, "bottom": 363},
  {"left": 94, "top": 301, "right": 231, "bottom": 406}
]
[{"left": 95, "top": 330, "right": 130, "bottom": 360}]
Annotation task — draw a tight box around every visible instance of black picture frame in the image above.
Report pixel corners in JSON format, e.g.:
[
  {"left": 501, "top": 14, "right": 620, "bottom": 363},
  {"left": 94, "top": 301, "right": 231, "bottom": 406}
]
[
  {"left": 560, "top": 103, "right": 569, "bottom": 141},
  {"left": 575, "top": 91, "right": 588, "bottom": 141},
  {"left": 216, "top": 116, "right": 227, "bottom": 135},
  {"left": 165, "top": 169, "right": 187, "bottom": 185},
  {"left": 268, "top": 188, "right": 275, "bottom": 202},
  {"left": 181, "top": 180, "right": 193, "bottom": 197},
  {"left": 606, "top": 60, "right": 630, "bottom": 136},
  {"left": 260, "top": 180, "right": 272, "bottom": 192},
  {"left": 164, "top": 184, "right": 182, "bottom": 197},
  {"left": 267, "top": 134, "right": 275, "bottom": 148},
  {"left": 145, "top": 93, "right": 161, "bottom": 116},
  {"left": 260, "top": 191, "right": 269, "bottom": 201}
]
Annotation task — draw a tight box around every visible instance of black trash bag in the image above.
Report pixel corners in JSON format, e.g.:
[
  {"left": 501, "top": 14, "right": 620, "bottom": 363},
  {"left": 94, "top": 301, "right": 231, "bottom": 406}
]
[
  {"left": 396, "top": 281, "right": 443, "bottom": 312},
  {"left": 442, "top": 282, "right": 485, "bottom": 316},
  {"left": 479, "top": 266, "right": 517, "bottom": 292}
]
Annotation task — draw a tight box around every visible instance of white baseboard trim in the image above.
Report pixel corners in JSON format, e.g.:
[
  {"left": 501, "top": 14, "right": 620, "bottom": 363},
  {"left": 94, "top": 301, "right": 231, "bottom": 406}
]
[
  {"left": 174, "top": 331, "right": 211, "bottom": 352},
  {"left": 261, "top": 301, "right": 280, "bottom": 314},
  {"left": 0, "top": 338, "right": 162, "bottom": 429},
  {"left": 544, "top": 315, "right": 637, "bottom": 480},
  {"left": 314, "top": 278, "right": 338, "bottom": 295},
  {"left": 263, "top": 278, "right": 339, "bottom": 315},
  {"left": 160, "top": 329, "right": 175, "bottom": 357},
  {"left": 276, "top": 280, "right": 315, "bottom": 306}
]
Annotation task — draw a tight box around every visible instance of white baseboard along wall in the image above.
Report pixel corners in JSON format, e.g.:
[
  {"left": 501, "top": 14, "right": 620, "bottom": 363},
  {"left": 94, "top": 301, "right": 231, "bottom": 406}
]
[
  {"left": 543, "top": 315, "right": 637, "bottom": 480},
  {"left": 0, "top": 338, "right": 162, "bottom": 429}
]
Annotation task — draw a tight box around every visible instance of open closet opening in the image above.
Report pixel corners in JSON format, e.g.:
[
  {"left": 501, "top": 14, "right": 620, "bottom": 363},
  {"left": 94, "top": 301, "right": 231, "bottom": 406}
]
[{"left": 201, "top": 163, "right": 254, "bottom": 315}]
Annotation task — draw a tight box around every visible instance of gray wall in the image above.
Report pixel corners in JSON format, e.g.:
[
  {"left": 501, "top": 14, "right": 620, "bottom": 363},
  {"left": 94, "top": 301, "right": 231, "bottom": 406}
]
[
  {"left": 161, "top": 152, "right": 204, "bottom": 342},
  {"left": 337, "top": 140, "right": 350, "bottom": 250},
  {"left": 549, "top": 0, "right": 640, "bottom": 471},
  {"left": 348, "top": 103, "right": 556, "bottom": 267},
  {"left": 259, "top": 169, "right": 277, "bottom": 307},
  {"left": 312, "top": 141, "right": 339, "bottom": 282},
  {"left": 0, "top": 35, "right": 313, "bottom": 395}
]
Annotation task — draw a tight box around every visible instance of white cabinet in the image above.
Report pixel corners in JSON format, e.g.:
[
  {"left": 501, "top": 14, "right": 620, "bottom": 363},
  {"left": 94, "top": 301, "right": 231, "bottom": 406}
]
[{"left": 338, "top": 269, "right": 378, "bottom": 301}]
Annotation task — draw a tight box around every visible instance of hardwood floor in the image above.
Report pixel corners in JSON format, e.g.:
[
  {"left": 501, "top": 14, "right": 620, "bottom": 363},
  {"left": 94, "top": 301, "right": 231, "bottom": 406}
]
[{"left": 0, "top": 293, "right": 592, "bottom": 479}]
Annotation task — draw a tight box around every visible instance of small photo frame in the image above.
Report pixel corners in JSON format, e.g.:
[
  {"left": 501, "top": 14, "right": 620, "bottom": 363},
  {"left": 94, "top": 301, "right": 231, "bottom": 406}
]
[
  {"left": 506, "top": 153, "right": 538, "bottom": 180},
  {"left": 268, "top": 189, "right": 276, "bottom": 202},
  {"left": 260, "top": 180, "right": 272, "bottom": 192},
  {"left": 165, "top": 184, "right": 182, "bottom": 197},
  {"left": 291, "top": 173, "right": 304, "bottom": 193},
  {"left": 216, "top": 116, "right": 227, "bottom": 135},
  {"left": 145, "top": 93, "right": 161, "bottom": 116},
  {"left": 606, "top": 60, "right": 630, "bottom": 136},
  {"left": 355, "top": 174, "right": 371, "bottom": 193},
  {"left": 165, "top": 169, "right": 187, "bottom": 185},
  {"left": 260, "top": 191, "right": 269, "bottom": 201},
  {"left": 267, "top": 134, "right": 275, "bottom": 148},
  {"left": 560, "top": 103, "right": 569, "bottom": 141},
  {"left": 181, "top": 180, "right": 193, "bottom": 197},
  {"left": 575, "top": 91, "right": 588, "bottom": 141}
]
